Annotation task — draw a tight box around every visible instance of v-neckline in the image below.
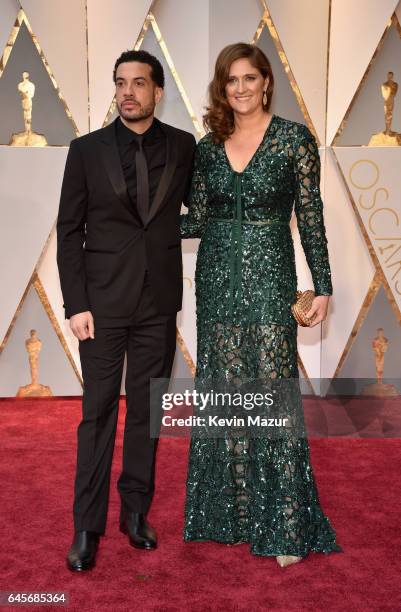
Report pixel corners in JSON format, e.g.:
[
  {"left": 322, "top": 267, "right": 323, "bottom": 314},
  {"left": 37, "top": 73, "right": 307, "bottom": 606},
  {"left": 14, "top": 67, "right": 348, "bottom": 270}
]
[{"left": 223, "top": 114, "right": 276, "bottom": 174}]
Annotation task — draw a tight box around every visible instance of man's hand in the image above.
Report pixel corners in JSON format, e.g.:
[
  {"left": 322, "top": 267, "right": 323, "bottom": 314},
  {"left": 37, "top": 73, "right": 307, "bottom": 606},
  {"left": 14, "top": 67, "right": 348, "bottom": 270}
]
[
  {"left": 70, "top": 311, "right": 95, "bottom": 341},
  {"left": 305, "top": 296, "right": 330, "bottom": 327}
]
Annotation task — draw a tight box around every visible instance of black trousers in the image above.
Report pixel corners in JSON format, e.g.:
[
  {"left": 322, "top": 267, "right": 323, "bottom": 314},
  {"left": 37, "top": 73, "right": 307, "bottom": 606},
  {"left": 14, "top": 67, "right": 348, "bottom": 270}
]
[{"left": 73, "top": 275, "right": 176, "bottom": 534}]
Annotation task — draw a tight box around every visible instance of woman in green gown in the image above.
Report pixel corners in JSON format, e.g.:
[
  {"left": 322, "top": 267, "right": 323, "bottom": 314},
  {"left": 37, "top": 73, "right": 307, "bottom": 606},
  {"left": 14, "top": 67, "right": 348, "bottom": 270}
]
[{"left": 180, "top": 43, "right": 342, "bottom": 567}]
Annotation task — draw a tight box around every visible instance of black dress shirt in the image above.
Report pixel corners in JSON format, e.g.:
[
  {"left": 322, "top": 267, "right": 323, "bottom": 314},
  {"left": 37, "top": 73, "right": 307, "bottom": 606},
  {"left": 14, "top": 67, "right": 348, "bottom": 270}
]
[{"left": 115, "top": 116, "right": 167, "bottom": 218}]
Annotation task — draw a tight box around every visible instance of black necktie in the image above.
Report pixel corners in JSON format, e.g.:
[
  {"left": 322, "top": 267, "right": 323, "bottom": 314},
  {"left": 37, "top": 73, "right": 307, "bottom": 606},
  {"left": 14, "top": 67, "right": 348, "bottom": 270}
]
[{"left": 135, "top": 134, "right": 149, "bottom": 225}]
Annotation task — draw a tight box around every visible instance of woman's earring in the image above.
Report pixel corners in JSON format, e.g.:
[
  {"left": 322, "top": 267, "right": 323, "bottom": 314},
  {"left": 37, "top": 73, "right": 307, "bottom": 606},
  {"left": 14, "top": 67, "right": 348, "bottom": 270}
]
[{"left": 263, "top": 90, "right": 267, "bottom": 106}]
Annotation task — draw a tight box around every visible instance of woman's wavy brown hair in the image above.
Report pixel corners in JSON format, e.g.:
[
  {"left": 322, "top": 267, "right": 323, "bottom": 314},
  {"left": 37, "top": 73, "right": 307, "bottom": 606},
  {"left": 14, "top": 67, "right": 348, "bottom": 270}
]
[{"left": 203, "top": 43, "right": 274, "bottom": 144}]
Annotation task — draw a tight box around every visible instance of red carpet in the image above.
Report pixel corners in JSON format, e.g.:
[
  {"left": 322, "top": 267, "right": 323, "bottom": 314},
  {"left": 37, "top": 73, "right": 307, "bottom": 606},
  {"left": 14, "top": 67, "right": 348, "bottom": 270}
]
[{"left": 0, "top": 398, "right": 400, "bottom": 611}]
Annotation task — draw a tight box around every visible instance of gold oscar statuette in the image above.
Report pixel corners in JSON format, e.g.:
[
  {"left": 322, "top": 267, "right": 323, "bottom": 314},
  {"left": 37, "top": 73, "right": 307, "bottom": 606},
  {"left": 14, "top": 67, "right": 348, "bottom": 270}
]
[
  {"left": 362, "top": 327, "right": 398, "bottom": 396},
  {"left": 369, "top": 71, "right": 401, "bottom": 146},
  {"left": 9, "top": 71, "right": 48, "bottom": 146},
  {"left": 16, "top": 329, "right": 52, "bottom": 397}
]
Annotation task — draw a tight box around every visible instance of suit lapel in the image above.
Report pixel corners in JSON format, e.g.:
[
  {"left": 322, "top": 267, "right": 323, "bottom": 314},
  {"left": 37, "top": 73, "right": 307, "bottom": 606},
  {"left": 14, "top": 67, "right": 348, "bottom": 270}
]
[
  {"left": 147, "top": 121, "right": 178, "bottom": 225},
  {"left": 99, "top": 119, "right": 132, "bottom": 213},
  {"left": 99, "top": 118, "right": 178, "bottom": 225}
]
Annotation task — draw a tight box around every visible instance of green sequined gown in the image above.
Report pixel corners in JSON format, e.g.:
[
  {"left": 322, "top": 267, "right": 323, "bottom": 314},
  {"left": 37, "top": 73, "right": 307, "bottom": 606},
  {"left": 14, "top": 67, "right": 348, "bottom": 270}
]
[{"left": 180, "top": 114, "right": 342, "bottom": 557}]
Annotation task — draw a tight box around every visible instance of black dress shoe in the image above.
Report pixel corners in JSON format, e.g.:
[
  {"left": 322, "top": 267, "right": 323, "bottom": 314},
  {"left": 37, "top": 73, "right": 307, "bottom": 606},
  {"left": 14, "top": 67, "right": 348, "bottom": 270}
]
[
  {"left": 120, "top": 510, "right": 157, "bottom": 550},
  {"left": 66, "top": 530, "right": 99, "bottom": 571}
]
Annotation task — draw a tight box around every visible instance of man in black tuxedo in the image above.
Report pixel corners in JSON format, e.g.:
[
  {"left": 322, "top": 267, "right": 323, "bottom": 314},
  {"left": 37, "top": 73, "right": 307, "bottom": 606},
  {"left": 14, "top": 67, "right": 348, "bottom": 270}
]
[{"left": 57, "top": 49, "right": 196, "bottom": 571}]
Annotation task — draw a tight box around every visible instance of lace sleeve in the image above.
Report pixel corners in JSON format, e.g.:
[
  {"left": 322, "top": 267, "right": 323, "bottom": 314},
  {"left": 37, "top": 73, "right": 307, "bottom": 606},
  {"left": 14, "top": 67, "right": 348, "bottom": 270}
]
[
  {"left": 180, "top": 141, "right": 209, "bottom": 239},
  {"left": 294, "top": 125, "right": 332, "bottom": 296}
]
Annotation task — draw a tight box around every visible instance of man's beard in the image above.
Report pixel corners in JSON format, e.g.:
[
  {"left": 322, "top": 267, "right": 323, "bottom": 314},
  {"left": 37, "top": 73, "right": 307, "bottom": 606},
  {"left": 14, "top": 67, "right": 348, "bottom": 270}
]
[{"left": 117, "top": 100, "right": 155, "bottom": 123}]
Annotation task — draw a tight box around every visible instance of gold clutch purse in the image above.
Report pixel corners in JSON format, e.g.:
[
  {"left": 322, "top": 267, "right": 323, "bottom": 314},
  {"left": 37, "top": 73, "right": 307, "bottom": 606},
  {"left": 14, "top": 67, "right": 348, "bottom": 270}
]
[{"left": 291, "top": 290, "right": 316, "bottom": 327}]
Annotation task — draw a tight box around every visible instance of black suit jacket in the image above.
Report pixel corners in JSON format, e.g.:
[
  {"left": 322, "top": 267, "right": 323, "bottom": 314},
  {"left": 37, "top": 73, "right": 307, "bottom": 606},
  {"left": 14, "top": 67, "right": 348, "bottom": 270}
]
[{"left": 56, "top": 117, "right": 196, "bottom": 321}]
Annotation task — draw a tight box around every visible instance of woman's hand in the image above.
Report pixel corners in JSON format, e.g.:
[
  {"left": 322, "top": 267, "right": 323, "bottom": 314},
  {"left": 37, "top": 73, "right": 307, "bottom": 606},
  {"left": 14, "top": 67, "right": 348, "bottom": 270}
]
[{"left": 306, "top": 296, "right": 330, "bottom": 326}]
